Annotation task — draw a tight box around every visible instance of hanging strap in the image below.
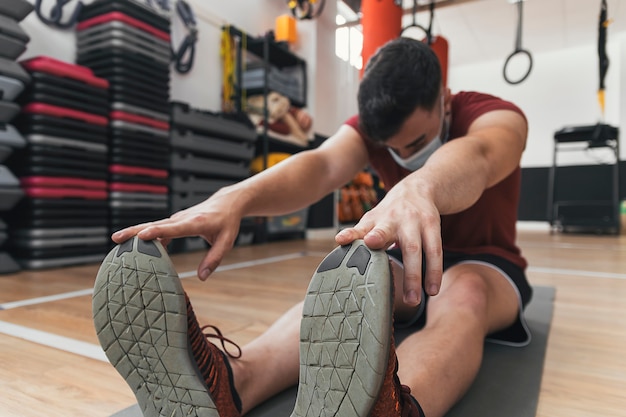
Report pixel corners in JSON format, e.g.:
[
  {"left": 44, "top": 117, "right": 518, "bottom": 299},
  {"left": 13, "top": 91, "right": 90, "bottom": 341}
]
[
  {"left": 171, "top": 0, "right": 197, "bottom": 74},
  {"left": 35, "top": 0, "right": 82, "bottom": 29},
  {"left": 598, "top": 0, "right": 609, "bottom": 91},
  {"left": 597, "top": 0, "right": 610, "bottom": 116},
  {"left": 426, "top": 0, "right": 435, "bottom": 44},
  {"left": 400, "top": 0, "right": 435, "bottom": 44},
  {"left": 503, "top": 0, "right": 533, "bottom": 85}
]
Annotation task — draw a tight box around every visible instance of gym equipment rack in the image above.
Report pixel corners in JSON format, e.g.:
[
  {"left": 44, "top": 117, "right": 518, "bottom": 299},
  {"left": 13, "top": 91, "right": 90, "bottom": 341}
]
[
  {"left": 168, "top": 101, "right": 257, "bottom": 252},
  {"left": 8, "top": 57, "right": 110, "bottom": 270},
  {"left": 0, "top": 0, "right": 33, "bottom": 274},
  {"left": 77, "top": 0, "right": 171, "bottom": 234},
  {"left": 547, "top": 124, "right": 620, "bottom": 234}
]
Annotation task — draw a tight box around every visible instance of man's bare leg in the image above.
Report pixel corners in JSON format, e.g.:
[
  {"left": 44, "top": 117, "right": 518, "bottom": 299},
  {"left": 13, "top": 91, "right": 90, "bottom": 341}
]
[
  {"left": 394, "top": 263, "right": 519, "bottom": 417},
  {"left": 229, "top": 302, "right": 303, "bottom": 415},
  {"left": 226, "top": 256, "right": 519, "bottom": 417}
]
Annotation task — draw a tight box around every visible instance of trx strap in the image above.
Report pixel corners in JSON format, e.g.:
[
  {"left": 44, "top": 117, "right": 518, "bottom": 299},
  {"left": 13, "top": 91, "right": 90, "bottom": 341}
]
[
  {"left": 35, "top": 0, "right": 82, "bottom": 29},
  {"left": 171, "top": 0, "right": 197, "bottom": 74},
  {"left": 597, "top": 0, "right": 609, "bottom": 117},
  {"left": 503, "top": 0, "right": 533, "bottom": 85},
  {"left": 400, "top": 0, "right": 434, "bottom": 44}
]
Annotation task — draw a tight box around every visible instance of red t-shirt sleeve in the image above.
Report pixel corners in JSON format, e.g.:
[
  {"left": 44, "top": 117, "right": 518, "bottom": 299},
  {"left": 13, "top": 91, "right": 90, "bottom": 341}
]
[
  {"left": 344, "top": 114, "right": 362, "bottom": 135},
  {"left": 449, "top": 92, "right": 527, "bottom": 140}
]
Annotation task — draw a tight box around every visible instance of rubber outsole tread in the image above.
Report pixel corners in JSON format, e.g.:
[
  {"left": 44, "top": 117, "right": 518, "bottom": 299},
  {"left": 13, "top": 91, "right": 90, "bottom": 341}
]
[
  {"left": 291, "top": 240, "right": 392, "bottom": 417},
  {"left": 93, "top": 236, "right": 219, "bottom": 417}
]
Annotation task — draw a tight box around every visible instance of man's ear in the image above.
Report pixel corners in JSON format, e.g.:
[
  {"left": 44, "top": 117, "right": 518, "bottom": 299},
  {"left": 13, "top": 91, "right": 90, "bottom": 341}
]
[{"left": 443, "top": 87, "right": 452, "bottom": 115}]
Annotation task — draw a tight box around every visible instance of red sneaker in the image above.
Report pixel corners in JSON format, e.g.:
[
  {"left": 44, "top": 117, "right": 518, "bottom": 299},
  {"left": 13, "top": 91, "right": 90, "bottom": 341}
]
[
  {"left": 93, "top": 237, "right": 242, "bottom": 417},
  {"left": 291, "top": 240, "right": 423, "bottom": 417},
  {"left": 186, "top": 294, "right": 242, "bottom": 417}
]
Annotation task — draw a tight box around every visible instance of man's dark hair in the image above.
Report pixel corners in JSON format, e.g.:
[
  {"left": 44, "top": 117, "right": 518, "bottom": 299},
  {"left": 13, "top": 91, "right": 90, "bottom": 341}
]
[{"left": 358, "top": 38, "right": 442, "bottom": 143}]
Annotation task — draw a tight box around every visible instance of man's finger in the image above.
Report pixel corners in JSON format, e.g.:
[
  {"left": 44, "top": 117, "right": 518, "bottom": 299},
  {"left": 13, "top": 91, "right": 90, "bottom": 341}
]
[
  {"left": 197, "top": 233, "right": 233, "bottom": 281},
  {"left": 422, "top": 230, "right": 443, "bottom": 296},
  {"left": 335, "top": 217, "right": 375, "bottom": 245},
  {"left": 111, "top": 222, "right": 156, "bottom": 243},
  {"left": 398, "top": 237, "right": 423, "bottom": 306},
  {"left": 420, "top": 214, "right": 443, "bottom": 296}
]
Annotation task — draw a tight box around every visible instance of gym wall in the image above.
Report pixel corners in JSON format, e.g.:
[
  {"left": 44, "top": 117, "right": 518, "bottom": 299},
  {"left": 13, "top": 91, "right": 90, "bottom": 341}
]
[
  {"left": 21, "top": 1, "right": 626, "bottom": 222},
  {"left": 447, "top": 36, "right": 626, "bottom": 221},
  {"left": 19, "top": 0, "right": 357, "bottom": 136}
]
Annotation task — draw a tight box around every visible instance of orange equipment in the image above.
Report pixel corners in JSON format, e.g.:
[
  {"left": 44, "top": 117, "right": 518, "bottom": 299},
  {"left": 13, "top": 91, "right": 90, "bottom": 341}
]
[{"left": 360, "top": 0, "right": 402, "bottom": 78}]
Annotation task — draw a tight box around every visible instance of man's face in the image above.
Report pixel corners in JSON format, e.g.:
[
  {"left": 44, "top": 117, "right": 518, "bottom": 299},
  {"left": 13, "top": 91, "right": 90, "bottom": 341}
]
[{"left": 385, "top": 94, "right": 446, "bottom": 160}]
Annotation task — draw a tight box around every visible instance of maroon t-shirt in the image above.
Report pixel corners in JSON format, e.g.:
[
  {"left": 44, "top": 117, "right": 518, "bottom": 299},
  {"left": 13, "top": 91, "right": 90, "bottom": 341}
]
[{"left": 345, "top": 91, "right": 527, "bottom": 270}]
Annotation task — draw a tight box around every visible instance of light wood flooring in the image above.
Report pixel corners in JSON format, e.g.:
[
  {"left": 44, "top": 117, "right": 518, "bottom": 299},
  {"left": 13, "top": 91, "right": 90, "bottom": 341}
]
[{"left": 0, "top": 229, "right": 625, "bottom": 417}]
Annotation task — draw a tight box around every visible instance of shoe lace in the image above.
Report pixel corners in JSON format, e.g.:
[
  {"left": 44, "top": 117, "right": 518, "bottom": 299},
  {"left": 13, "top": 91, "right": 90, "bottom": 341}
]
[
  {"left": 399, "top": 384, "right": 422, "bottom": 417},
  {"left": 201, "top": 324, "right": 243, "bottom": 359}
]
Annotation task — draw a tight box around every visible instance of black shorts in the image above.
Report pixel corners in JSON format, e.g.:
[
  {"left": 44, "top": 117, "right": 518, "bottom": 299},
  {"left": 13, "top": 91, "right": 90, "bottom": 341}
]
[{"left": 386, "top": 248, "right": 532, "bottom": 346}]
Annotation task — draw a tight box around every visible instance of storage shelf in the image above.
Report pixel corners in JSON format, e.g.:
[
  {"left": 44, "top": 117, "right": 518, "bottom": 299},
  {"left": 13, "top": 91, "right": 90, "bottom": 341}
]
[
  {"left": 548, "top": 124, "right": 620, "bottom": 234},
  {"left": 226, "top": 25, "right": 309, "bottom": 241},
  {"left": 244, "top": 37, "right": 304, "bottom": 69},
  {"left": 255, "top": 134, "right": 308, "bottom": 156}
]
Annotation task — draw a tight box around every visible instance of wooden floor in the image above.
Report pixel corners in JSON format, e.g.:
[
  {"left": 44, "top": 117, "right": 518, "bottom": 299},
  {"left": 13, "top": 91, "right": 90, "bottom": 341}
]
[{"left": 1, "top": 229, "right": 625, "bottom": 417}]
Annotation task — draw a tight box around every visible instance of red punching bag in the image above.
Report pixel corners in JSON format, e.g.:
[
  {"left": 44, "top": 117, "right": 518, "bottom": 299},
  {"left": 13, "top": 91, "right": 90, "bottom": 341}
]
[
  {"left": 360, "top": 0, "right": 402, "bottom": 78},
  {"left": 361, "top": 0, "right": 449, "bottom": 86}
]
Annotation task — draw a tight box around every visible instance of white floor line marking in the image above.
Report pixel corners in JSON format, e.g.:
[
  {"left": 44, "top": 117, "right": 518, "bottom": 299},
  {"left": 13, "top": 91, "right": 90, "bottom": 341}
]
[
  {"left": 0, "top": 252, "right": 310, "bottom": 310},
  {"left": 0, "top": 251, "right": 313, "bottom": 363},
  {"left": 528, "top": 266, "right": 626, "bottom": 280},
  {"left": 0, "top": 289, "right": 94, "bottom": 311},
  {"left": 520, "top": 241, "right": 626, "bottom": 251},
  {"left": 306, "top": 251, "right": 335, "bottom": 258},
  {"left": 0, "top": 320, "right": 108, "bottom": 362},
  {"left": 215, "top": 252, "right": 309, "bottom": 271},
  {"left": 179, "top": 251, "right": 308, "bottom": 277}
]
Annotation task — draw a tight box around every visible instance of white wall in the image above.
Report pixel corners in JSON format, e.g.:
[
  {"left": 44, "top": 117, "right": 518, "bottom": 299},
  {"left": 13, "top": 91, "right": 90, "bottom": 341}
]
[
  {"left": 293, "top": 0, "right": 359, "bottom": 136},
  {"left": 28, "top": 0, "right": 623, "bottom": 159},
  {"left": 168, "top": 0, "right": 288, "bottom": 110},
  {"left": 18, "top": 0, "right": 353, "bottom": 137},
  {"left": 449, "top": 33, "right": 626, "bottom": 168}
]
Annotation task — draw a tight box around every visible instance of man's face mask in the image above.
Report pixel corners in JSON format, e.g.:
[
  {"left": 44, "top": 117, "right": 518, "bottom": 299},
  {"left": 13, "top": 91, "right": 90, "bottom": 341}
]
[{"left": 388, "top": 98, "right": 447, "bottom": 172}]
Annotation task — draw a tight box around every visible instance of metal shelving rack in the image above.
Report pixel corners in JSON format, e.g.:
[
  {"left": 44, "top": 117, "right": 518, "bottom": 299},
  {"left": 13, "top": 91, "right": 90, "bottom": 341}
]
[
  {"left": 225, "top": 26, "right": 310, "bottom": 241},
  {"left": 226, "top": 26, "right": 308, "bottom": 170},
  {"left": 547, "top": 123, "right": 620, "bottom": 234}
]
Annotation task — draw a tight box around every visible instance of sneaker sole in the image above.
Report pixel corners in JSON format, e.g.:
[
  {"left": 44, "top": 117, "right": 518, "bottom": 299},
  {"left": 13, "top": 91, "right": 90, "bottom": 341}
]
[
  {"left": 291, "top": 240, "right": 392, "bottom": 417},
  {"left": 92, "top": 236, "right": 219, "bottom": 417}
]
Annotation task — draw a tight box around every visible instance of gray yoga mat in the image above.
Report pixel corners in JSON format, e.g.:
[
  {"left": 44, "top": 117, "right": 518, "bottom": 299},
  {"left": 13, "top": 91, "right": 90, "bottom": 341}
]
[{"left": 112, "top": 286, "right": 555, "bottom": 417}]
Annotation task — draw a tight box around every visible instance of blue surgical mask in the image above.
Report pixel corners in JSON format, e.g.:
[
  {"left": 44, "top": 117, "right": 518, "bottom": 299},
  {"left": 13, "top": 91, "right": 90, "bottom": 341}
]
[{"left": 388, "top": 98, "right": 447, "bottom": 172}]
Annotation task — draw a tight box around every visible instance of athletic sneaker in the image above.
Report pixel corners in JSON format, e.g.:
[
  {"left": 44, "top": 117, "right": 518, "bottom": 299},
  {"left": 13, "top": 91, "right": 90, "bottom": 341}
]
[
  {"left": 92, "top": 236, "right": 242, "bottom": 417},
  {"left": 291, "top": 240, "right": 423, "bottom": 417}
]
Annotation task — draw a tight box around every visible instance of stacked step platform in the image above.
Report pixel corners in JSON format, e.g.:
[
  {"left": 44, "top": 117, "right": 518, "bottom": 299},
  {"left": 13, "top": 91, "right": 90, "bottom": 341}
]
[
  {"left": 8, "top": 57, "right": 110, "bottom": 270},
  {"left": 169, "top": 102, "right": 257, "bottom": 251},
  {"left": 0, "top": 0, "right": 32, "bottom": 273},
  {"left": 77, "top": 0, "right": 171, "bottom": 234}
]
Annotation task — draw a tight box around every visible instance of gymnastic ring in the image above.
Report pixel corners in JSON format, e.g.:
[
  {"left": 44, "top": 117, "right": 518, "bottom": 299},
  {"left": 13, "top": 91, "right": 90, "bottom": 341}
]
[{"left": 503, "top": 49, "right": 533, "bottom": 85}]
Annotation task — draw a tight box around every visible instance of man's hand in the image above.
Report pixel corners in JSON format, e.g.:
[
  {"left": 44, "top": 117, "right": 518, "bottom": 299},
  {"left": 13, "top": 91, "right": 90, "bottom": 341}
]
[
  {"left": 112, "top": 191, "right": 243, "bottom": 281},
  {"left": 335, "top": 182, "right": 443, "bottom": 307}
]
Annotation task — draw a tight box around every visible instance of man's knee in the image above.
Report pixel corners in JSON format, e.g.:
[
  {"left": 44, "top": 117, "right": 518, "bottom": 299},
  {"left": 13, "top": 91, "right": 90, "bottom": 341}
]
[
  {"left": 427, "top": 270, "right": 491, "bottom": 326},
  {"left": 428, "top": 263, "right": 520, "bottom": 334}
]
